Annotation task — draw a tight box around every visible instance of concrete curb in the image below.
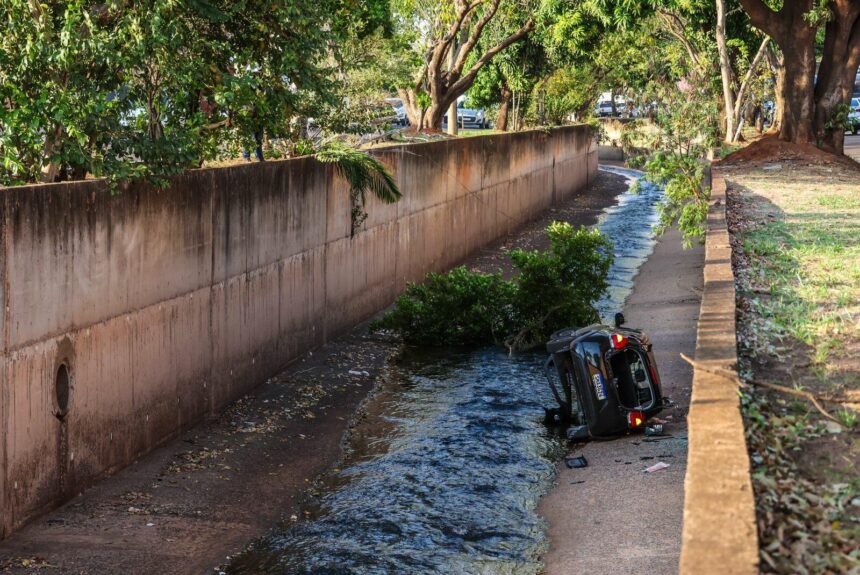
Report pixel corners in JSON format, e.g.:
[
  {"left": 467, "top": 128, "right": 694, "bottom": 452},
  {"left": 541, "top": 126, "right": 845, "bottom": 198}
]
[{"left": 679, "top": 171, "right": 759, "bottom": 574}]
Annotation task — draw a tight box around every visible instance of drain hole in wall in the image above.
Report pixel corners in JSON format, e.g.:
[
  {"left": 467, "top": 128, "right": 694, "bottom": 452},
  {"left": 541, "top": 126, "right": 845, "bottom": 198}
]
[{"left": 55, "top": 363, "right": 71, "bottom": 417}]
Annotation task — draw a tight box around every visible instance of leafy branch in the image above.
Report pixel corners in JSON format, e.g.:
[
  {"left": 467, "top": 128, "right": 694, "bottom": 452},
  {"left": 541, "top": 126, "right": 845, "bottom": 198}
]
[{"left": 316, "top": 141, "right": 402, "bottom": 236}]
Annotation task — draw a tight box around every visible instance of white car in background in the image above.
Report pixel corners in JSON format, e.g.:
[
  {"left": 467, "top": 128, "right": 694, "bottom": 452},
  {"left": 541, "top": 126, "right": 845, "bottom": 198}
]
[{"left": 848, "top": 97, "right": 860, "bottom": 135}]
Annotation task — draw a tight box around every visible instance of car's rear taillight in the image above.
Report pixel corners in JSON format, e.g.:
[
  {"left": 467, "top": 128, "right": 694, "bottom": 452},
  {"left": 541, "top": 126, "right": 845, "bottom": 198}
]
[
  {"left": 628, "top": 410, "right": 645, "bottom": 428},
  {"left": 610, "top": 333, "right": 628, "bottom": 350},
  {"left": 649, "top": 363, "right": 660, "bottom": 385}
]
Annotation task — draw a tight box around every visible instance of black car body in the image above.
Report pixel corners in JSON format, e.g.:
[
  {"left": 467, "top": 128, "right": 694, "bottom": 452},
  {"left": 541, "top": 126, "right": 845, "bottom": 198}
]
[{"left": 544, "top": 323, "right": 665, "bottom": 438}]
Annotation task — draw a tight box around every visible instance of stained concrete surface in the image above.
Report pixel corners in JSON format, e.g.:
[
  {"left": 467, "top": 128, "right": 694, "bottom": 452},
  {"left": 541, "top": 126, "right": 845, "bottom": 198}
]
[
  {"left": 540, "top": 223, "right": 704, "bottom": 574},
  {"left": 0, "top": 169, "right": 618, "bottom": 575},
  {"left": 0, "top": 127, "right": 596, "bottom": 538}
]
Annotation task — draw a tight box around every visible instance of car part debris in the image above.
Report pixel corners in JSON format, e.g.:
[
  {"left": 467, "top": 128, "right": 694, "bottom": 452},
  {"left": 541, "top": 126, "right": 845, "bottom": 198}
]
[
  {"left": 566, "top": 425, "right": 590, "bottom": 441},
  {"left": 565, "top": 456, "right": 588, "bottom": 469},
  {"left": 644, "top": 424, "right": 664, "bottom": 436}
]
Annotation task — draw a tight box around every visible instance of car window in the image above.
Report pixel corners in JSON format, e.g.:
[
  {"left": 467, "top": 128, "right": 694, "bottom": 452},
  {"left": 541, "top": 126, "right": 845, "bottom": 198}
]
[{"left": 853, "top": 98, "right": 860, "bottom": 108}]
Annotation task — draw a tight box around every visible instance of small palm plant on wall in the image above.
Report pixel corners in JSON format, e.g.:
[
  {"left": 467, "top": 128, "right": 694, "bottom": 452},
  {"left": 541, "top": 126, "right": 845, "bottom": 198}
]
[{"left": 316, "top": 141, "right": 401, "bottom": 237}]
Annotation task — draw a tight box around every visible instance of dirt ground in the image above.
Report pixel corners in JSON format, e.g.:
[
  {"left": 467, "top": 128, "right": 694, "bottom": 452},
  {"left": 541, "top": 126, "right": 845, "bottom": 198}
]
[
  {"left": 539, "top": 221, "right": 704, "bottom": 574},
  {"left": 721, "top": 138, "right": 860, "bottom": 573},
  {"left": 0, "top": 170, "right": 626, "bottom": 575}
]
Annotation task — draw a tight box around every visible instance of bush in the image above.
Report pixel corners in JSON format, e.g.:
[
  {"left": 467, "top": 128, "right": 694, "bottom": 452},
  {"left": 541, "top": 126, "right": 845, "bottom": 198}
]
[
  {"left": 373, "top": 222, "right": 613, "bottom": 350},
  {"left": 372, "top": 267, "right": 517, "bottom": 346},
  {"left": 508, "top": 222, "right": 612, "bottom": 348}
]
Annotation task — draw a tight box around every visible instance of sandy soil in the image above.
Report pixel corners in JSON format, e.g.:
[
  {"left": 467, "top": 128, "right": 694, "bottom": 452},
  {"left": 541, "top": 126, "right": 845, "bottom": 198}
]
[{"left": 0, "top": 171, "right": 627, "bottom": 575}]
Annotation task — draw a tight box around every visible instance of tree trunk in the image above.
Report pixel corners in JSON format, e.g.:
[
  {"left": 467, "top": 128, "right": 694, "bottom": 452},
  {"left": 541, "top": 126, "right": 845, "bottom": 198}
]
[
  {"left": 40, "top": 125, "right": 64, "bottom": 183},
  {"left": 497, "top": 83, "right": 512, "bottom": 131},
  {"left": 447, "top": 37, "right": 459, "bottom": 136},
  {"left": 813, "top": 6, "right": 860, "bottom": 153},
  {"left": 739, "top": 0, "right": 816, "bottom": 143},
  {"left": 716, "top": 0, "right": 736, "bottom": 143},
  {"left": 765, "top": 44, "right": 785, "bottom": 133},
  {"left": 424, "top": 103, "right": 449, "bottom": 131},
  {"left": 397, "top": 1, "right": 533, "bottom": 133}
]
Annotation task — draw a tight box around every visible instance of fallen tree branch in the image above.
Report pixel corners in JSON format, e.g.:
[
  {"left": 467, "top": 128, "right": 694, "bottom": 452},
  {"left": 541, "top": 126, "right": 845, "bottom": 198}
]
[{"left": 679, "top": 352, "right": 838, "bottom": 422}]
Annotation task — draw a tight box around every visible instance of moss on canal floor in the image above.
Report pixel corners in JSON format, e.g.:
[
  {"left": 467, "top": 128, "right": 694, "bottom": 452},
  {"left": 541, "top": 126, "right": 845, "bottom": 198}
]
[{"left": 722, "top": 141, "right": 860, "bottom": 573}]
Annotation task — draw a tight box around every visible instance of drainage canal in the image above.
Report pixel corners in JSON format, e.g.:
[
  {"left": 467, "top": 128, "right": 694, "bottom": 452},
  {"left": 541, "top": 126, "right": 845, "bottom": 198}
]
[{"left": 229, "top": 167, "right": 664, "bottom": 575}]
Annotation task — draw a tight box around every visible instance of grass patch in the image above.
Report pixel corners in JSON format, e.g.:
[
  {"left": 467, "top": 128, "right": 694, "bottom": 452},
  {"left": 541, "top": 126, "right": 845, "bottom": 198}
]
[{"left": 728, "top": 160, "right": 860, "bottom": 573}]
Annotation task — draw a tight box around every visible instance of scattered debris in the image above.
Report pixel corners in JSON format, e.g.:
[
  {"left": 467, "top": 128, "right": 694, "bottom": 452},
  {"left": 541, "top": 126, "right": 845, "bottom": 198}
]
[
  {"left": 565, "top": 456, "right": 588, "bottom": 469},
  {"left": 642, "top": 436, "right": 674, "bottom": 442},
  {"left": 348, "top": 370, "right": 371, "bottom": 377},
  {"left": 645, "top": 424, "right": 665, "bottom": 436},
  {"left": 644, "top": 461, "right": 670, "bottom": 473},
  {"left": 825, "top": 420, "right": 843, "bottom": 434},
  {"left": 566, "top": 425, "right": 589, "bottom": 441}
]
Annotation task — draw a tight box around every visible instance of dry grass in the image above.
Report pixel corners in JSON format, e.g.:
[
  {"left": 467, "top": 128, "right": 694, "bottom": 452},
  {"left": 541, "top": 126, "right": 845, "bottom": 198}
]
[{"left": 722, "top": 144, "right": 860, "bottom": 573}]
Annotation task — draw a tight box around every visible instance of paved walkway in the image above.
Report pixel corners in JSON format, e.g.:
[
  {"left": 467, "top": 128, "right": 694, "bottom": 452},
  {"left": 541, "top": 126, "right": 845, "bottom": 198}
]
[
  {"left": 844, "top": 134, "right": 860, "bottom": 162},
  {"left": 539, "top": 223, "right": 704, "bottom": 574}
]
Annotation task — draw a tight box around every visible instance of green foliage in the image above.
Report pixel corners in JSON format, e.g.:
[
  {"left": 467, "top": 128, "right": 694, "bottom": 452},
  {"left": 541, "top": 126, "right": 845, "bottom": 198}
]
[
  {"left": 373, "top": 222, "right": 613, "bottom": 350},
  {"left": 640, "top": 151, "right": 709, "bottom": 246},
  {"left": 0, "top": 0, "right": 391, "bottom": 187},
  {"left": 629, "top": 84, "right": 719, "bottom": 247},
  {"left": 371, "top": 267, "right": 518, "bottom": 346},
  {"left": 316, "top": 141, "right": 402, "bottom": 236},
  {"left": 507, "top": 222, "right": 612, "bottom": 348}
]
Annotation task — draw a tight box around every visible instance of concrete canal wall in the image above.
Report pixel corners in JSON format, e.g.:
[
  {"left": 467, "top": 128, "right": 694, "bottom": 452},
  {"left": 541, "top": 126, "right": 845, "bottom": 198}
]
[{"left": 0, "top": 126, "right": 597, "bottom": 537}]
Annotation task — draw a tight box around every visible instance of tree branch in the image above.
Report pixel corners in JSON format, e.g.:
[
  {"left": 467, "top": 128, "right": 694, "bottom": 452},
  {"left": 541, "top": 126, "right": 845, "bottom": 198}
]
[
  {"left": 450, "top": 0, "right": 501, "bottom": 81},
  {"left": 738, "top": 0, "right": 782, "bottom": 41},
  {"left": 448, "top": 18, "right": 534, "bottom": 96},
  {"left": 732, "top": 35, "right": 770, "bottom": 133}
]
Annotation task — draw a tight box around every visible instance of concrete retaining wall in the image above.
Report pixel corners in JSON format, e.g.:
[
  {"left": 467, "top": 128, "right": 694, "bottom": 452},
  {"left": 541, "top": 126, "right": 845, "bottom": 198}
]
[
  {"left": 679, "top": 171, "right": 758, "bottom": 574},
  {"left": 0, "top": 126, "right": 597, "bottom": 537}
]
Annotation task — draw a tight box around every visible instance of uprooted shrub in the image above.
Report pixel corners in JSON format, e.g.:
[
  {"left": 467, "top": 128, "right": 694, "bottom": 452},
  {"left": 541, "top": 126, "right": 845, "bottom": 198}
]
[{"left": 372, "top": 222, "right": 613, "bottom": 350}]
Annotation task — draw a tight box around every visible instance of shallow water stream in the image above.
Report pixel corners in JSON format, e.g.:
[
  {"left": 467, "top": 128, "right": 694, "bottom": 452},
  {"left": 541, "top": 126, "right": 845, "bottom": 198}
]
[{"left": 229, "top": 167, "right": 663, "bottom": 575}]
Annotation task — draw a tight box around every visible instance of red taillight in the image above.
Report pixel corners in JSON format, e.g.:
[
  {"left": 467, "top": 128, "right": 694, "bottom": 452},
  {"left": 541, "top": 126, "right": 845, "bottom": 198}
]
[
  {"left": 610, "top": 333, "right": 628, "bottom": 349},
  {"left": 649, "top": 363, "right": 660, "bottom": 385},
  {"left": 628, "top": 410, "right": 645, "bottom": 428}
]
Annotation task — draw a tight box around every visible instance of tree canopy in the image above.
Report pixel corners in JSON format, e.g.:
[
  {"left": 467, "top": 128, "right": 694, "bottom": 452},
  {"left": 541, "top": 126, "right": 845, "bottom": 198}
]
[{"left": 0, "top": 0, "right": 390, "bottom": 186}]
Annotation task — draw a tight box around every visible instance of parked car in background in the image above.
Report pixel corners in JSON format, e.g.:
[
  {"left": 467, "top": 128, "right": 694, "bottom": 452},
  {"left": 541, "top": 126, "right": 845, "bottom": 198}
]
[
  {"left": 595, "top": 100, "right": 615, "bottom": 117},
  {"left": 443, "top": 101, "right": 490, "bottom": 129},
  {"left": 384, "top": 98, "right": 409, "bottom": 127},
  {"left": 848, "top": 97, "right": 860, "bottom": 135}
]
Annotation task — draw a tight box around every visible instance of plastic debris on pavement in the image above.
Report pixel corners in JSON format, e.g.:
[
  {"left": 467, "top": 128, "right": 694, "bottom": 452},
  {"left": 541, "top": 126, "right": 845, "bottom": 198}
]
[{"left": 644, "top": 461, "right": 670, "bottom": 473}]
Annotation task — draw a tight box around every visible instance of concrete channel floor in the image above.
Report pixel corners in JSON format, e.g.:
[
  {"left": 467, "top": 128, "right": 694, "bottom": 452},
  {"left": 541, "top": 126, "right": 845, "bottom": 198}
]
[{"left": 539, "top": 224, "right": 704, "bottom": 575}]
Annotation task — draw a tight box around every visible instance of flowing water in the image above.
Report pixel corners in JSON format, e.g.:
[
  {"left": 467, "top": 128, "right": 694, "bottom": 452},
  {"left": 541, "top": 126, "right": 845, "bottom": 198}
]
[{"left": 229, "top": 167, "right": 663, "bottom": 575}]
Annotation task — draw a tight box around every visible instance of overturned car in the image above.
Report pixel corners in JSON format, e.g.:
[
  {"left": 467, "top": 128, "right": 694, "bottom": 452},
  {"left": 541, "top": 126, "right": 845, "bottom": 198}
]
[{"left": 543, "top": 314, "right": 666, "bottom": 439}]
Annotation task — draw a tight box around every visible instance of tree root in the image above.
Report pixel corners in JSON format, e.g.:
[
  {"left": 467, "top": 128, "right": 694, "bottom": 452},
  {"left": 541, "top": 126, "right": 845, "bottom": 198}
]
[{"left": 679, "top": 352, "right": 839, "bottom": 423}]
